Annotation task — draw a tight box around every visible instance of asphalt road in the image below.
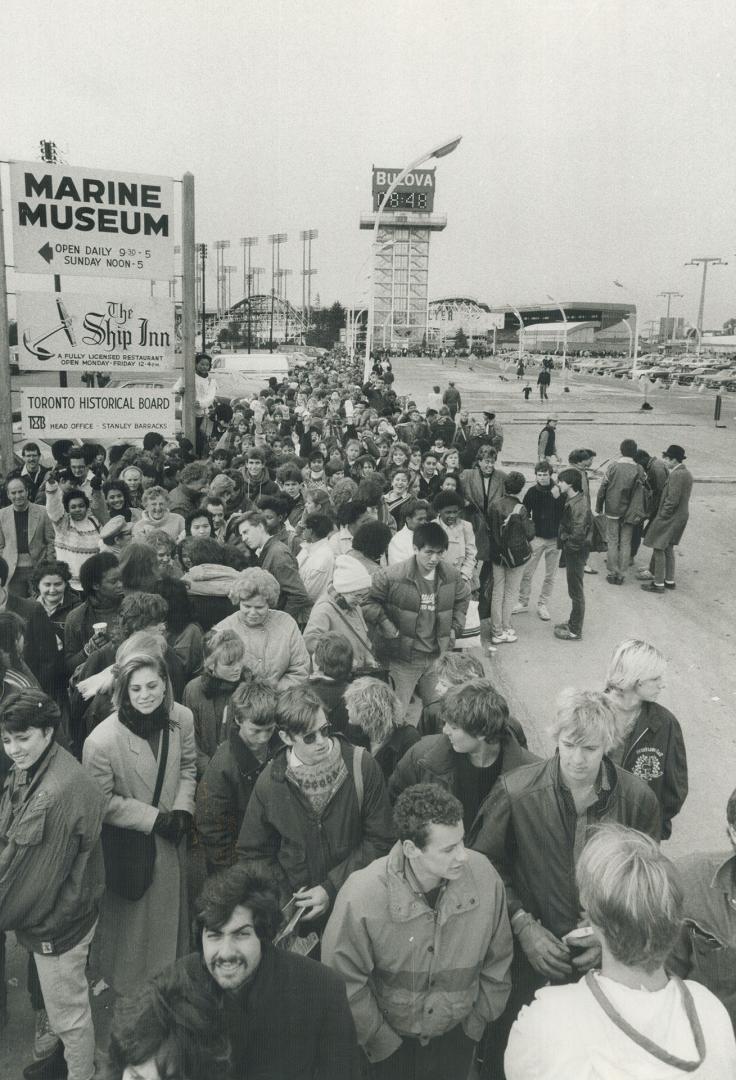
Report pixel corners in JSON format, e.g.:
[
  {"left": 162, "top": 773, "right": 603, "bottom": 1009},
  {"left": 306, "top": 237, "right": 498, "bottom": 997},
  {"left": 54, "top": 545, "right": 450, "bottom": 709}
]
[{"left": 397, "top": 353, "right": 736, "bottom": 859}]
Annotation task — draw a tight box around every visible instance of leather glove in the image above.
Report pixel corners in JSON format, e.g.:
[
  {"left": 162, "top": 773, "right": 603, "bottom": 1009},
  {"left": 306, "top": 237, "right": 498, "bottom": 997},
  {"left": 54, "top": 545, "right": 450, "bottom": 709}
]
[
  {"left": 153, "top": 810, "right": 178, "bottom": 844},
  {"left": 516, "top": 915, "right": 572, "bottom": 980},
  {"left": 170, "top": 810, "right": 193, "bottom": 845},
  {"left": 90, "top": 473, "right": 104, "bottom": 491}
]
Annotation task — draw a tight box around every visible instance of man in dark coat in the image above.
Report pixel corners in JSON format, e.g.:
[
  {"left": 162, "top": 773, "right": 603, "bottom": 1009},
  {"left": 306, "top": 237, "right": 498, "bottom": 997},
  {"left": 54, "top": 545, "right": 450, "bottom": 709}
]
[
  {"left": 172, "top": 865, "right": 360, "bottom": 1080},
  {"left": 196, "top": 678, "right": 283, "bottom": 873},
  {"left": 388, "top": 680, "right": 537, "bottom": 832},
  {"left": 641, "top": 443, "right": 693, "bottom": 594},
  {"left": 238, "top": 511, "right": 312, "bottom": 626},
  {"left": 237, "top": 684, "right": 393, "bottom": 923}
]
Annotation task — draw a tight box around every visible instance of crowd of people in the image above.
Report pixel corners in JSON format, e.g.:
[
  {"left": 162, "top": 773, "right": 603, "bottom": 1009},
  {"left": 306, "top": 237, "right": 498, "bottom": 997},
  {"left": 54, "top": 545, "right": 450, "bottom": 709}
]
[{"left": 0, "top": 348, "right": 731, "bottom": 1080}]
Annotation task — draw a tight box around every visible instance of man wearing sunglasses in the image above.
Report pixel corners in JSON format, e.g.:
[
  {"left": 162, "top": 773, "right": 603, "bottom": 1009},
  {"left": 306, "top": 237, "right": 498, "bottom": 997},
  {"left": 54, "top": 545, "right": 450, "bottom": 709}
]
[{"left": 237, "top": 684, "right": 394, "bottom": 925}]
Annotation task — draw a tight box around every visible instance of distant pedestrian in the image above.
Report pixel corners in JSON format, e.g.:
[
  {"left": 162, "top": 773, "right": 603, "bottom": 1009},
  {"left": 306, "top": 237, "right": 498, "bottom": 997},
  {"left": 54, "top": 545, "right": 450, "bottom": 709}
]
[
  {"left": 595, "top": 439, "right": 646, "bottom": 586},
  {"left": 537, "top": 367, "right": 551, "bottom": 400},
  {"left": 522, "top": 384, "right": 532, "bottom": 401},
  {"left": 554, "top": 468, "right": 592, "bottom": 641},
  {"left": 537, "top": 418, "right": 559, "bottom": 464},
  {"left": 442, "top": 381, "right": 462, "bottom": 418},
  {"left": 640, "top": 444, "right": 692, "bottom": 595}
]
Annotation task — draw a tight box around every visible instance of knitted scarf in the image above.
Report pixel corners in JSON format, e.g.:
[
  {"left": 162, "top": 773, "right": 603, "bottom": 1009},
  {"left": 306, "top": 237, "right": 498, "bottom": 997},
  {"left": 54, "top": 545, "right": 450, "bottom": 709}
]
[
  {"left": 285, "top": 739, "right": 347, "bottom": 816},
  {"left": 118, "top": 699, "right": 171, "bottom": 741}
]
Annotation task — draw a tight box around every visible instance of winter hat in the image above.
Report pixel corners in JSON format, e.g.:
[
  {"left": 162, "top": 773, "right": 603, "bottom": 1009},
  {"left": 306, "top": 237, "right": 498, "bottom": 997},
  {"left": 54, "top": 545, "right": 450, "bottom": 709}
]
[{"left": 332, "top": 554, "right": 372, "bottom": 594}]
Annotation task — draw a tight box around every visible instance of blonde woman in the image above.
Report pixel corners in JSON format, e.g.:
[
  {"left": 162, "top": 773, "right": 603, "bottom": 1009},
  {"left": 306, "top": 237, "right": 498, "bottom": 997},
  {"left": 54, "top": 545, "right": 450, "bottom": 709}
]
[
  {"left": 343, "top": 676, "right": 419, "bottom": 782},
  {"left": 604, "top": 639, "right": 688, "bottom": 840}
]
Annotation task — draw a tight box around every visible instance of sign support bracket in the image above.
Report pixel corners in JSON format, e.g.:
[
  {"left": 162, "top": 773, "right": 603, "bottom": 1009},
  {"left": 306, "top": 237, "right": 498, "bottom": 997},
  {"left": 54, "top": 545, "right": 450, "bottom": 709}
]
[
  {"left": 0, "top": 175, "right": 15, "bottom": 473},
  {"left": 181, "top": 173, "right": 196, "bottom": 447}
]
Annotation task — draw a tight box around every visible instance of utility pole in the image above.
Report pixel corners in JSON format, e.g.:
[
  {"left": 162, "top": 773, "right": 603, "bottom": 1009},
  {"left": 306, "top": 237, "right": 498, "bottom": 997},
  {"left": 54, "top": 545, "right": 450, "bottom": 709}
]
[
  {"left": 240, "top": 237, "right": 258, "bottom": 352},
  {"left": 277, "top": 268, "right": 293, "bottom": 343},
  {"left": 199, "top": 244, "right": 207, "bottom": 348},
  {"left": 657, "top": 290, "right": 683, "bottom": 348},
  {"left": 224, "top": 265, "right": 236, "bottom": 315},
  {"left": 38, "top": 140, "right": 69, "bottom": 390},
  {"left": 268, "top": 234, "right": 287, "bottom": 353},
  {"left": 685, "top": 257, "right": 727, "bottom": 355}
]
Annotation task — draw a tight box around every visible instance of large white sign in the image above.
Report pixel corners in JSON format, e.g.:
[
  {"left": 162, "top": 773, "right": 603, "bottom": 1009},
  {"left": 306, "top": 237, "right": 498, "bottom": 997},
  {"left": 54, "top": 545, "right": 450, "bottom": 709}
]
[
  {"left": 16, "top": 291, "right": 176, "bottom": 372},
  {"left": 20, "top": 387, "right": 177, "bottom": 439},
  {"left": 9, "top": 161, "right": 174, "bottom": 280}
]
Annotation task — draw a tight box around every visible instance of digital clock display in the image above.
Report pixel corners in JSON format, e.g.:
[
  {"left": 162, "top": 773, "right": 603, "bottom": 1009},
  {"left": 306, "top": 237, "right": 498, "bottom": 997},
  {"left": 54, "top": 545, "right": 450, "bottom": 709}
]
[{"left": 373, "top": 190, "right": 432, "bottom": 212}]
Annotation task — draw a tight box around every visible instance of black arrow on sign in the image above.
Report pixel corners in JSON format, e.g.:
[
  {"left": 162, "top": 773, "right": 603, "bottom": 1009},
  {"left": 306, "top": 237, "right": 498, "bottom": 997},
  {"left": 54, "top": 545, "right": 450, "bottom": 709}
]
[{"left": 39, "top": 242, "right": 54, "bottom": 264}]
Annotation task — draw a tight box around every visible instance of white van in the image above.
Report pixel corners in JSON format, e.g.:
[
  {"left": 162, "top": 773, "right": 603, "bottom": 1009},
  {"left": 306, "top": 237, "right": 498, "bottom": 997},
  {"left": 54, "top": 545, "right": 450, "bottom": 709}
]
[{"left": 210, "top": 352, "right": 291, "bottom": 379}]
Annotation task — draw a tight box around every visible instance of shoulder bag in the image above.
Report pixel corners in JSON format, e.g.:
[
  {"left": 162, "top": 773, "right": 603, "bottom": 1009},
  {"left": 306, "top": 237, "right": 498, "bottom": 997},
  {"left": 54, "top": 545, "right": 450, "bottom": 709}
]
[{"left": 101, "top": 725, "right": 170, "bottom": 902}]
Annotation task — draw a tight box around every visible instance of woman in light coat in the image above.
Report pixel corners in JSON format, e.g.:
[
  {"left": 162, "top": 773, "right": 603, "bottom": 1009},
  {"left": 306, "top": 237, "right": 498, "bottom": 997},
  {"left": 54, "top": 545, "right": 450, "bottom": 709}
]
[
  {"left": 213, "top": 567, "right": 309, "bottom": 691},
  {"left": 83, "top": 653, "right": 196, "bottom": 996}
]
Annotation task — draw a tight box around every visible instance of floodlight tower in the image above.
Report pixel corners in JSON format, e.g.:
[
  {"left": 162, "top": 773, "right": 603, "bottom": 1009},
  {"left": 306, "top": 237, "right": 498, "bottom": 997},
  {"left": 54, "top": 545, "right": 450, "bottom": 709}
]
[
  {"left": 268, "top": 234, "right": 288, "bottom": 352},
  {"left": 300, "top": 229, "right": 318, "bottom": 338},
  {"left": 213, "top": 240, "right": 230, "bottom": 317},
  {"left": 658, "top": 290, "right": 683, "bottom": 347}
]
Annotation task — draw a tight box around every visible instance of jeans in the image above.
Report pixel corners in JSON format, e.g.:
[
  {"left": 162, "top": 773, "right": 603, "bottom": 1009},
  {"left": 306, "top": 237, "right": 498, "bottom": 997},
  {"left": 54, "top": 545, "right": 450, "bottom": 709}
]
[
  {"left": 564, "top": 548, "right": 586, "bottom": 635},
  {"left": 491, "top": 563, "right": 525, "bottom": 636},
  {"left": 389, "top": 652, "right": 439, "bottom": 714},
  {"left": 369, "top": 1024, "right": 476, "bottom": 1080},
  {"left": 539, "top": 385, "right": 548, "bottom": 400},
  {"left": 605, "top": 517, "right": 634, "bottom": 578},
  {"left": 518, "top": 537, "right": 558, "bottom": 606},
  {"left": 653, "top": 545, "right": 676, "bottom": 585},
  {"left": 33, "top": 921, "right": 97, "bottom": 1080}
]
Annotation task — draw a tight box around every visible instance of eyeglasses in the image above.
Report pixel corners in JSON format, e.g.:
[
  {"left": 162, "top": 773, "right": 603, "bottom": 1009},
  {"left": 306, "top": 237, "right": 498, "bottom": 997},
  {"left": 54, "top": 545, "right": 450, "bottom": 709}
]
[{"left": 300, "top": 723, "right": 331, "bottom": 746}]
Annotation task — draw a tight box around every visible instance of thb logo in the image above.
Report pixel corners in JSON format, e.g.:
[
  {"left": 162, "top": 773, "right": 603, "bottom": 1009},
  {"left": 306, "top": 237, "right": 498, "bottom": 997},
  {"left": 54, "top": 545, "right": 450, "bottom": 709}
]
[{"left": 29, "top": 415, "right": 46, "bottom": 430}]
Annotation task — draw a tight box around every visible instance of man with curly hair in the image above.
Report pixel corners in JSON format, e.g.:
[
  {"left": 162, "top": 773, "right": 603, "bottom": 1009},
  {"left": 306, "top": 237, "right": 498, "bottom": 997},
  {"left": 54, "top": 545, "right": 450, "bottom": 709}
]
[{"left": 323, "top": 783, "right": 512, "bottom": 1079}]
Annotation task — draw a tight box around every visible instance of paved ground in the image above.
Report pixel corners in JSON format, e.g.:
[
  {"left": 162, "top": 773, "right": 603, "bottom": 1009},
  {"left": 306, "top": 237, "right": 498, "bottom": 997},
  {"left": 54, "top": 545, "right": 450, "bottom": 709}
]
[
  {"left": 2, "top": 355, "right": 735, "bottom": 1075},
  {"left": 399, "top": 352, "right": 736, "bottom": 861}
]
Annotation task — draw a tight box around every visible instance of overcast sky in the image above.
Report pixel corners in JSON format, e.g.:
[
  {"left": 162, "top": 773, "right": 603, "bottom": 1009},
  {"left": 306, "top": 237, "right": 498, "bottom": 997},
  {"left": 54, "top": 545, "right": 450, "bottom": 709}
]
[{"left": 2, "top": 0, "right": 735, "bottom": 331}]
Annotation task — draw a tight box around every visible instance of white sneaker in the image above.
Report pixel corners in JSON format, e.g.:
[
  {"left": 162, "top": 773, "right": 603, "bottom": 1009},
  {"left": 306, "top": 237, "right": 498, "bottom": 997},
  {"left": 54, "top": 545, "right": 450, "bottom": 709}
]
[
  {"left": 490, "top": 633, "right": 507, "bottom": 645},
  {"left": 511, "top": 603, "right": 529, "bottom": 615},
  {"left": 504, "top": 630, "right": 518, "bottom": 642},
  {"left": 537, "top": 604, "right": 551, "bottom": 621}
]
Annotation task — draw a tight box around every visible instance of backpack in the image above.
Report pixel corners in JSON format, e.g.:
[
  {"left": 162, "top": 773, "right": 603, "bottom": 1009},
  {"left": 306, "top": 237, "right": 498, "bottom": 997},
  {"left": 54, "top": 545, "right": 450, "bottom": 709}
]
[
  {"left": 624, "top": 472, "right": 655, "bottom": 525},
  {"left": 499, "top": 505, "right": 533, "bottom": 568}
]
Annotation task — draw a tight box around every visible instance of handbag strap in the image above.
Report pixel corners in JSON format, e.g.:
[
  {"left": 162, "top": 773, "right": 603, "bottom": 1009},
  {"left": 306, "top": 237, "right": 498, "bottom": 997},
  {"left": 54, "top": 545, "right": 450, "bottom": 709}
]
[
  {"left": 585, "top": 971, "right": 705, "bottom": 1072},
  {"left": 151, "top": 725, "right": 170, "bottom": 809}
]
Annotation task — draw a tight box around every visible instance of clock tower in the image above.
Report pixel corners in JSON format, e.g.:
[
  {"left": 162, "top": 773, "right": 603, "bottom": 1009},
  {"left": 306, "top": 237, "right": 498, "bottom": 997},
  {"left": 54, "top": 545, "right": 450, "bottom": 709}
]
[{"left": 360, "top": 166, "right": 447, "bottom": 353}]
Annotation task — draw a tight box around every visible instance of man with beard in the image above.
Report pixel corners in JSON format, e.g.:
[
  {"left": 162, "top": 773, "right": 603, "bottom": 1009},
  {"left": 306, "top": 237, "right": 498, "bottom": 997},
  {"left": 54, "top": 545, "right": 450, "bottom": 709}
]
[{"left": 168, "top": 866, "right": 359, "bottom": 1078}]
